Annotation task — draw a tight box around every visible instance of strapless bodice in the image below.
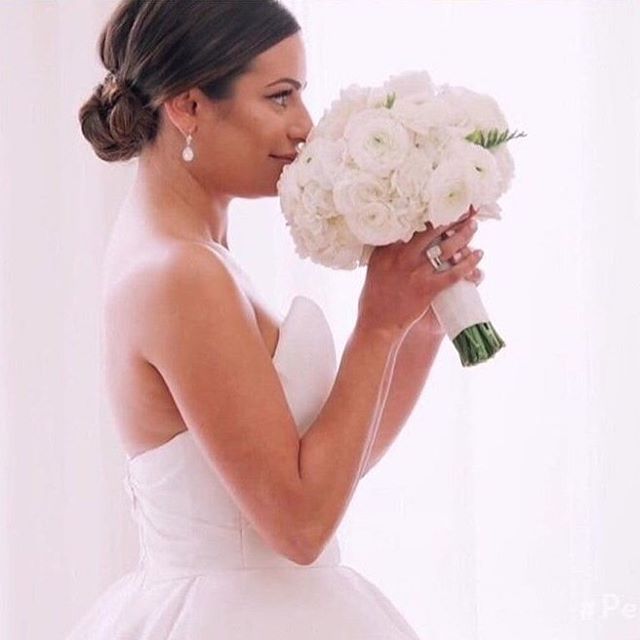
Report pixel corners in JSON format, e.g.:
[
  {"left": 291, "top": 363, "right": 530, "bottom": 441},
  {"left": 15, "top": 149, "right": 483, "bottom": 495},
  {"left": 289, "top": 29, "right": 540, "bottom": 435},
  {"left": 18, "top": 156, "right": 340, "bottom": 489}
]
[{"left": 122, "top": 294, "right": 340, "bottom": 581}]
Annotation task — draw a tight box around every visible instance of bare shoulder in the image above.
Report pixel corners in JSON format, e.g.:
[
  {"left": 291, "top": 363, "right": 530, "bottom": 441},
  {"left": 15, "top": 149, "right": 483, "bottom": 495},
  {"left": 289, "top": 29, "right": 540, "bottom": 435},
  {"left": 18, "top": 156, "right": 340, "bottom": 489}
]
[
  {"left": 104, "top": 240, "right": 242, "bottom": 346},
  {"left": 147, "top": 241, "right": 246, "bottom": 303},
  {"left": 113, "top": 241, "right": 256, "bottom": 359},
  {"left": 115, "top": 241, "right": 311, "bottom": 563}
]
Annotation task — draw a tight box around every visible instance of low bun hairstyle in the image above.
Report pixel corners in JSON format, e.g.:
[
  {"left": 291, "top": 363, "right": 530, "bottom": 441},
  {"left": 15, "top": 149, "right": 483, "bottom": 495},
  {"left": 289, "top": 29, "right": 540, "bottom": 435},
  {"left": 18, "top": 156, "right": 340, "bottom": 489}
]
[{"left": 79, "top": 0, "right": 301, "bottom": 163}]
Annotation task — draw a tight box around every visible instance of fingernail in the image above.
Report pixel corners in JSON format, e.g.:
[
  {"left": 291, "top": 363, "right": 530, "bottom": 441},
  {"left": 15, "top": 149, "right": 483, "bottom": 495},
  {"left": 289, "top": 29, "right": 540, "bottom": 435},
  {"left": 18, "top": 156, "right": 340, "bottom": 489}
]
[{"left": 475, "top": 249, "right": 483, "bottom": 257}]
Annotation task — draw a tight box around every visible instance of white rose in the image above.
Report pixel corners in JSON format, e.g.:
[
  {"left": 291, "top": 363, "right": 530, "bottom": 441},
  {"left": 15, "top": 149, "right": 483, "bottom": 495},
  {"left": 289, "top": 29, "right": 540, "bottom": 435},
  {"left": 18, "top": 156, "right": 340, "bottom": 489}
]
[{"left": 344, "top": 109, "right": 411, "bottom": 178}]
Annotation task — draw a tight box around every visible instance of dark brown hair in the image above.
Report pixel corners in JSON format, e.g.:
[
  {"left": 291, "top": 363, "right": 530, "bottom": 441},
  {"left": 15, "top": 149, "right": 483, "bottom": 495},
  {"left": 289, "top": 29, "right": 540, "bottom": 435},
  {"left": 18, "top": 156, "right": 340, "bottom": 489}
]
[{"left": 79, "top": 0, "right": 300, "bottom": 163}]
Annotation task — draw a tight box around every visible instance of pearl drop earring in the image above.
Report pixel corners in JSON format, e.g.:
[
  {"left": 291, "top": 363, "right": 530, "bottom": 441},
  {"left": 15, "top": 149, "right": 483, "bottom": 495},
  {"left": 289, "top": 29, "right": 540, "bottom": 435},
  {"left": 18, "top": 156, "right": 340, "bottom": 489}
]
[{"left": 182, "top": 132, "right": 194, "bottom": 162}]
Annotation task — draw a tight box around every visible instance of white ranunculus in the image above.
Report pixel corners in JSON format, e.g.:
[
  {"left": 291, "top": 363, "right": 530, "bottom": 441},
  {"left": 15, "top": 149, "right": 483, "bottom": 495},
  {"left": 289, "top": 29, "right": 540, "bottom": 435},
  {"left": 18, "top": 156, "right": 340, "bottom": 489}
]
[
  {"left": 427, "top": 157, "right": 475, "bottom": 227},
  {"left": 491, "top": 144, "right": 515, "bottom": 195},
  {"left": 390, "top": 147, "right": 433, "bottom": 202},
  {"left": 344, "top": 109, "right": 411, "bottom": 177},
  {"left": 301, "top": 180, "right": 336, "bottom": 219},
  {"left": 317, "top": 138, "right": 348, "bottom": 187},
  {"left": 332, "top": 171, "right": 391, "bottom": 217},
  {"left": 309, "top": 84, "right": 370, "bottom": 141},
  {"left": 278, "top": 158, "right": 310, "bottom": 200},
  {"left": 383, "top": 70, "right": 435, "bottom": 101},
  {"left": 475, "top": 202, "right": 502, "bottom": 221},
  {"left": 445, "top": 139, "right": 502, "bottom": 205},
  {"left": 295, "top": 138, "right": 347, "bottom": 191},
  {"left": 391, "top": 98, "right": 446, "bottom": 135},
  {"left": 277, "top": 163, "right": 303, "bottom": 223},
  {"left": 276, "top": 70, "right": 522, "bottom": 367},
  {"left": 293, "top": 199, "right": 325, "bottom": 236},
  {"left": 343, "top": 200, "right": 410, "bottom": 246},
  {"left": 295, "top": 138, "right": 324, "bottom": 187},
  {"left": 437, "top": 84, "right": 509, "bottom": 134},
  {"left": 365, "top": 86, "right": 394, "bottom": 109},
  {"left": 300, "top": 216, "right": 364, "bottom": 270}
]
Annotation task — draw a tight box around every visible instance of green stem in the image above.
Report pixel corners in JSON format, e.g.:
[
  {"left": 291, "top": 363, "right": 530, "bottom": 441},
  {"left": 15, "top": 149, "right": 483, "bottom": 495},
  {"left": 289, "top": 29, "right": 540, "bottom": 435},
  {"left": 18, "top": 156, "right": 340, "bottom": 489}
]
[{"left": 452, "top": 322, "right": 506, "bottom": 367}]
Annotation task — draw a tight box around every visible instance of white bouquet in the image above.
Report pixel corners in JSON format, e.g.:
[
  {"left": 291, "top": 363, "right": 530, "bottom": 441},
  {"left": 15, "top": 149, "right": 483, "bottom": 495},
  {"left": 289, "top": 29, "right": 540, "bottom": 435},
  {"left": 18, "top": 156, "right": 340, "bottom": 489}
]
[{"left": 276, "top": 70, "right": 525, "bottom": 367}]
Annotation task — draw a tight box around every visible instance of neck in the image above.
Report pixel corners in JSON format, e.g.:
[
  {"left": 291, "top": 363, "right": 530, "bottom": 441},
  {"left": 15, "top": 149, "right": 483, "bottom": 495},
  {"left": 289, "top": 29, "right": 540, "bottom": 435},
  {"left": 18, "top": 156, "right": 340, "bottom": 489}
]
[{"left": 126, "top": 148, "right": 232, "bottom": 249}]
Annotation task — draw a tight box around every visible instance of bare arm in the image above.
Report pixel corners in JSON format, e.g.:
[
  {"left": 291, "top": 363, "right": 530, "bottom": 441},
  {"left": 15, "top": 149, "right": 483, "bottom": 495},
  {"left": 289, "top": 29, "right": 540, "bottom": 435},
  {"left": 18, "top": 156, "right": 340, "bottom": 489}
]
[
  {"left": 359, "top": 310, "right": 446, "bottom": 479},
  {"left": 136, "top": 215, "right": 479, "bottom": 564},
  {"left": 135, "top": 244, "right": 404, "bottom": 565},
  {"left": 296, "top": 320, "right": 402, "bottom": 557},
  {"left": 359, "top": 212, "right": 481, "bottom": 478}
]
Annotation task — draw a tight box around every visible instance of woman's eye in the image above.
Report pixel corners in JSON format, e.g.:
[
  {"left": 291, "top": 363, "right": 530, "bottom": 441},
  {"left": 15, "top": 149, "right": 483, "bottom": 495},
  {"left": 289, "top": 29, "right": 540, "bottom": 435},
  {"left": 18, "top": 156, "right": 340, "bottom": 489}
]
[{"left": 270, "top": 89, "right": 293, "bottom": 107}]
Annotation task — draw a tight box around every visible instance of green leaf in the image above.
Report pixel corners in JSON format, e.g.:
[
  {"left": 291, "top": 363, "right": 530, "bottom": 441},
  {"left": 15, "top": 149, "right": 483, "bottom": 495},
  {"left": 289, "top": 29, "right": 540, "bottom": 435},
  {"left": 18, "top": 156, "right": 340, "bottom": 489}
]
[
  {"left": 464, "top": 127, "right": 527, "bottom": 149},
  {"left": 384, "top": 92, "right": 397, "bottom": 109}
]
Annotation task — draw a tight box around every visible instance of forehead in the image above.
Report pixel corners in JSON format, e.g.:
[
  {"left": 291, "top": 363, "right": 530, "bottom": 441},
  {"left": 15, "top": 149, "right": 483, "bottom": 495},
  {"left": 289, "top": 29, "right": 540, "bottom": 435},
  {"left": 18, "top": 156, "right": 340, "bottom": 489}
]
[{"left": 245, "top": 32, "right": 307, "bottom": 84}]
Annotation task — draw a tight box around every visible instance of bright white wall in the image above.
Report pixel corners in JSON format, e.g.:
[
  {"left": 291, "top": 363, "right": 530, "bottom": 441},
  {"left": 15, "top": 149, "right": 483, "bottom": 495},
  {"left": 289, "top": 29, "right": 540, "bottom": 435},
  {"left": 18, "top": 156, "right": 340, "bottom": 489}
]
[{"left": 0, "top": 1, "right": 638, "bottom": 639}]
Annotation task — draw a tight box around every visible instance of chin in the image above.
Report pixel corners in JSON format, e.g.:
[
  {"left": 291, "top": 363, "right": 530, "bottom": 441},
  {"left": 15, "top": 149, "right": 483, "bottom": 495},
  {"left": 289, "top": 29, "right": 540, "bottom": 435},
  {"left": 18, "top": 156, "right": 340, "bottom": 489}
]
[{"left": 268, "top": 183, "right": 279, "bottom": 197}]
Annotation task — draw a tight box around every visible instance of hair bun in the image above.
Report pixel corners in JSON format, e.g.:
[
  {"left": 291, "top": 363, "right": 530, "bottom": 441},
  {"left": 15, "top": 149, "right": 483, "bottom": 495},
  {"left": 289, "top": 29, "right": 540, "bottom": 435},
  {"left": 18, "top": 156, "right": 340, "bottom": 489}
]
[
  {"left": 101, "top": 72, "right": 130, "bottom": 105},
  {"left": 78, "top": 73, "right": 158, "bottom": 163},
  {"left": 81, "top": 0, "right": 300, "bottom": 163}
]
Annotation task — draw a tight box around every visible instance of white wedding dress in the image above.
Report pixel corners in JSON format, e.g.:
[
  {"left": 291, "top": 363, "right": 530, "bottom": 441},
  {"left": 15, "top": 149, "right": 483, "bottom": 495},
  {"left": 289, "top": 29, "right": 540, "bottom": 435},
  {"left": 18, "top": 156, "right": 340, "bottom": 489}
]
[{"left": 64, "top": 246, "right": 421, "bottom": 639}]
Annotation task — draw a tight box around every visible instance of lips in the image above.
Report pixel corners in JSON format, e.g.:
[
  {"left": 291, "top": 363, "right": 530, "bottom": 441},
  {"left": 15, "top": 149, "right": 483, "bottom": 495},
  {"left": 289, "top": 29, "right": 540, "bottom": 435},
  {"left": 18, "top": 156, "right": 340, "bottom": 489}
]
[{"left": 270, "top": 154, "right": 297, "bottom": 162}]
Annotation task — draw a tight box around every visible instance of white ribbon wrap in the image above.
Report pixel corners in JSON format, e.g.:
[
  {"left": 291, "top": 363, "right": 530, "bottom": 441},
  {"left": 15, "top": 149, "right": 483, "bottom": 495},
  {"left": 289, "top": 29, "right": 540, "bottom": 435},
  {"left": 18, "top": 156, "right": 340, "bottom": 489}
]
[{"left": 430, "top": 279, "right": 491, "bottom": 341}]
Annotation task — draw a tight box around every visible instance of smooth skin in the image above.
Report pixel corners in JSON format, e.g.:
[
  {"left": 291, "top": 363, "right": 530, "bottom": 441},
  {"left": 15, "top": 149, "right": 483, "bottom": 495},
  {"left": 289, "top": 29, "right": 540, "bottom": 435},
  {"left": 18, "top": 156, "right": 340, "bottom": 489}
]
[{"left": 102, "top": 31, "right": 484, "bottom": 566}]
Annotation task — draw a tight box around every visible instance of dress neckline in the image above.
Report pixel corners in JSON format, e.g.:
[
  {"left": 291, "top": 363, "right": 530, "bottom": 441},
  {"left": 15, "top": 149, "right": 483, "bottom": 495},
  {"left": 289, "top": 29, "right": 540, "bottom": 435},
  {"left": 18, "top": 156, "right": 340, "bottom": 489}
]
[{"left": 126, "top": 294, "right": 310, "bottom": 466}]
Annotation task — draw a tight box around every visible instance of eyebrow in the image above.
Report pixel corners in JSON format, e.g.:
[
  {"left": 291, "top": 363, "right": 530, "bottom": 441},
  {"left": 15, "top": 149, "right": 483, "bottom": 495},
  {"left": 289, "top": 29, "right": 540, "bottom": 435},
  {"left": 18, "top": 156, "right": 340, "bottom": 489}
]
[{"left": 265, "top": 78, "right": 308, "bottom": 90}]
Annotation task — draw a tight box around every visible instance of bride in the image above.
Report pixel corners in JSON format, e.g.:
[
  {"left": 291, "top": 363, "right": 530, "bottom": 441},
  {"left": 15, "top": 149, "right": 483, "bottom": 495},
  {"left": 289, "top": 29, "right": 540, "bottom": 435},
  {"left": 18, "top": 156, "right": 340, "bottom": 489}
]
[{"left": 69, "top": 0, "right": 483, "bottom": 637}]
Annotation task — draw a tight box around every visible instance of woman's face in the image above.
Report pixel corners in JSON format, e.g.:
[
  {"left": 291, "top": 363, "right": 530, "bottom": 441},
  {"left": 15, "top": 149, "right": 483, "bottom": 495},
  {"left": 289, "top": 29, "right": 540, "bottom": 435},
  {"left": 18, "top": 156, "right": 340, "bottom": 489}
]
[{"left": 173, "top": 32, "right": 313, "bottom": 199}]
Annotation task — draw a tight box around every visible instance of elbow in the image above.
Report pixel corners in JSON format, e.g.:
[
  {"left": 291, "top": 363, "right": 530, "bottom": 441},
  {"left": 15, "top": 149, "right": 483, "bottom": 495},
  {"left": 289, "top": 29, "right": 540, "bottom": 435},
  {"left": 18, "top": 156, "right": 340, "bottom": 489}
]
[
  {"left": 286, "top": 530, "right": 321, "bottom": 566},
  {"left": 290, "top": 550, "right": 317, "bottom": 566},
  {"left": 288, "top": 517, "right": 329, "bottom": 566},
  {"left": 285, "top": 477, "right": 330, "bottom": 566}
]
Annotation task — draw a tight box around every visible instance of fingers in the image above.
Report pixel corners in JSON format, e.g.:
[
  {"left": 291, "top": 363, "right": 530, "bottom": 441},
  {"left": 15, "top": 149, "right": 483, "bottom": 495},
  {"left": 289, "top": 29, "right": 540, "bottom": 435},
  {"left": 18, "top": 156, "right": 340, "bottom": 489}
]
[
  {"left": 464, "top": 267, "right": 484, "bottom": 286},
  {"left": 442, "top": 218, "right": 478, "bottom": 261},
  {"left": 422, "top": 205, "right": 477, "bottom": 243},
  {"left": 418, "top": 210, "right": 479, "bottom": 260},
  {"left": 450, "top": 245, "right": 472, "bottom": 266},
  {"left": 429, "top": 248, "right": 483, "bottom": 288},
  {"left": 420, "top": 216, "right": 477, "bottom": 267}
]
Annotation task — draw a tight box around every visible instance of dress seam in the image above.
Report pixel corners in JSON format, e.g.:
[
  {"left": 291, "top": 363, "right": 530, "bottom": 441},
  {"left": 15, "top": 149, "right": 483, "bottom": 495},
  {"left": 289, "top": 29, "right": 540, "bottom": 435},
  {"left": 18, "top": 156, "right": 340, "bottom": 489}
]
[{"left": 239, "top": 512, "right": 246, "bottom": 568}]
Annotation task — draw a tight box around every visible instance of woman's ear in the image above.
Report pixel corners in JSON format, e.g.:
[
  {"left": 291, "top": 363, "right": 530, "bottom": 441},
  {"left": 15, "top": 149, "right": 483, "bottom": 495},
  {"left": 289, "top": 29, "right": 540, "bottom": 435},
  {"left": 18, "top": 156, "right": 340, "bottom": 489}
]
[{"left": 162, "top": 89, "right": 201, "bottom": 137}]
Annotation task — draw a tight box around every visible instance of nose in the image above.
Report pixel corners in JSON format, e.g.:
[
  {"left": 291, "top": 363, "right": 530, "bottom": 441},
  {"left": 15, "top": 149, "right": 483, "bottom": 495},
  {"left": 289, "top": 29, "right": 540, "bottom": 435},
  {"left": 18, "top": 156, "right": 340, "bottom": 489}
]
[{"left": 289, "top": 102, "right": 314, "bottom": 147}]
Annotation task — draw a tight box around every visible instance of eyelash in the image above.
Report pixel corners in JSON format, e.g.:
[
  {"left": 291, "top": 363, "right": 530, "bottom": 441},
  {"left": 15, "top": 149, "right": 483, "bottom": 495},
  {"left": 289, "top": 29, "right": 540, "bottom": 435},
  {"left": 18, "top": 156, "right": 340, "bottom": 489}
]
[{"left": 269, "top": 89, "right": 293, "bottom": 107}]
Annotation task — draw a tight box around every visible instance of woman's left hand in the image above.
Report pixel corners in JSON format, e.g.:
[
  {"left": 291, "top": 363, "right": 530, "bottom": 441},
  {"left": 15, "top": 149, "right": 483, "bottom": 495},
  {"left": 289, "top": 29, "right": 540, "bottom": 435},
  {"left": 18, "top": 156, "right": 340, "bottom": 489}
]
[{"left": 417, "top": 239, "right": 484, "bottom": 332}]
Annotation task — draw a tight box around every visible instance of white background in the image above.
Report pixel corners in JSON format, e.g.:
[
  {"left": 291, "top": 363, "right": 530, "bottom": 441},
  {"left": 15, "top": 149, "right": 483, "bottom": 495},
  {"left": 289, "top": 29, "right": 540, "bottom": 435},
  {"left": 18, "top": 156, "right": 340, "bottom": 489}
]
[{"left": 0, "top": 1, "right": 638, "bottom": 638}]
